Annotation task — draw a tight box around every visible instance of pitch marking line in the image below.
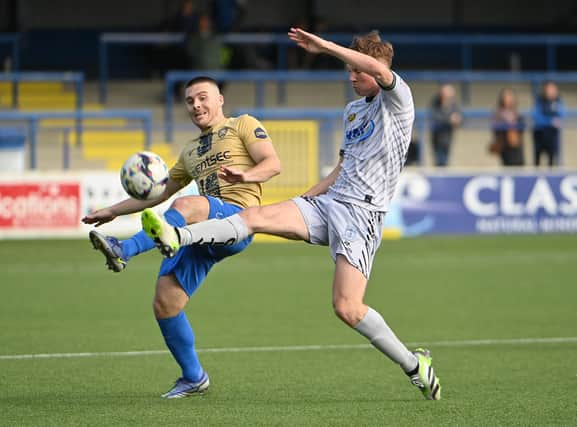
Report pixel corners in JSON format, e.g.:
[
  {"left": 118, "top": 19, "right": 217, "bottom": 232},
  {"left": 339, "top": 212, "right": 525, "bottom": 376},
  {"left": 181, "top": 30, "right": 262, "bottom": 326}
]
[{"left": 1, "top": 337, "right": 576, "bottom": 361}]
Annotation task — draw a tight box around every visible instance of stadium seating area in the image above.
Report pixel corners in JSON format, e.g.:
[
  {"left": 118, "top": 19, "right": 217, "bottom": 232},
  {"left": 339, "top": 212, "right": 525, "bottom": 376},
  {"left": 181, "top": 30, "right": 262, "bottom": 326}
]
[
  {"left": 2, "top": 31, "right": 577, "bottom": 173},
  {"left": 2, "top": 77, "right": 575, "bottom": 176},
  {"left": 63, "top": 78, "right": 577, "bottom": 170}
]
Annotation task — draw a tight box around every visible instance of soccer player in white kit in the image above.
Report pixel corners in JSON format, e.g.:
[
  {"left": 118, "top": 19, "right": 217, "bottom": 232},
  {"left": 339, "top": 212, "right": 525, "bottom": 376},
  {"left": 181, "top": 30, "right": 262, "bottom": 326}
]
[{"left": 142, "top": 27, "right": 441, "bottom": 400}]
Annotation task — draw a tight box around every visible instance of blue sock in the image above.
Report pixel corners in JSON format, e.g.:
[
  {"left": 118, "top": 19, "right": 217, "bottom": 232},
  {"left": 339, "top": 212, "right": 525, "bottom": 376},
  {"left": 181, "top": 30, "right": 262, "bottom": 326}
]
[
  {"left": 157, "top": 311, "right": 203, "bottom": 382},
  {"left": 164, "top": 208, "right": 187, "bottom": 228},
  {"left": 121, "top": 208, "right": 187, "bottom": 259}
]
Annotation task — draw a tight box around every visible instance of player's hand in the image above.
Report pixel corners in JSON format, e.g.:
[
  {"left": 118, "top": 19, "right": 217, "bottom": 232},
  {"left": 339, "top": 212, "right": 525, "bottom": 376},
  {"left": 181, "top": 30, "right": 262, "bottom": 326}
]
[
  {"left": 219, "top": 165, "right": 247, "bottom": 184},
  {"left": 81, "top": 208, "right": 116, "bottom": 227},
  {"left": 288, "top": 27, "right": 328, "bottom": 54}
]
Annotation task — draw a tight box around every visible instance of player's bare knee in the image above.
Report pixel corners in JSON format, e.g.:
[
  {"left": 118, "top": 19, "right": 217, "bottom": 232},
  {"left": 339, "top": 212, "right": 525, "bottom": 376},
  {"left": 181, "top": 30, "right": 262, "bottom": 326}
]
[
  {"left": 170, "top": 196, "right": 209, "bottom": 224},
  {"left": 153, "top": 294, "right": 183, "bottom": 319},
  {"left": 333, "top": 300, "right": 364, "bottom": 327},
  {"left": 238, "top": 206, "right": 260, "bottom": 232}
]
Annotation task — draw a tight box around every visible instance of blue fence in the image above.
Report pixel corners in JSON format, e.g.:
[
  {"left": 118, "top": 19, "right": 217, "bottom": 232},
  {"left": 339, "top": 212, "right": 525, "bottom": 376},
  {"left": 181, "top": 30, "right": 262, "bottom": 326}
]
[
  {"left": 233, "top": 107, "right": 577, "bottom": 168},
  {"left": 0, "top": 72, "right": 84, "bottom": 109},
  {"left": 0, "top": 72, "right": 86, "bottom": 145},
  {"left": 164, "top": 70, "right": 356, "bottom": 141},
  {"left": 0, "top": 110, "right": 152, "bottom": 169},
  {"left": 164, "top": 69, "right": 577, "bottom": 142},
  {"left": 100, "top": 32, "right": 303, "bottom": 103},
  {"left": 99, "top": 31, "right": 577, "bottom": 103}
]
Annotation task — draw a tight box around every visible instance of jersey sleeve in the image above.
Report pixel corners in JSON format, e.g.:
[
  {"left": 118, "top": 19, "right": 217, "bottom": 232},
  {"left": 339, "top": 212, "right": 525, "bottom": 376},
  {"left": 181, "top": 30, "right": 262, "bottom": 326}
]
[
  {"left": 379, "top": 71, "right": 414, "bottom": 113},
  {"left": 168, "top": 150, "right": 194, "bottom": 187},
  {"left": 235, "top": 114, "right": 272, "bottom": 149}
]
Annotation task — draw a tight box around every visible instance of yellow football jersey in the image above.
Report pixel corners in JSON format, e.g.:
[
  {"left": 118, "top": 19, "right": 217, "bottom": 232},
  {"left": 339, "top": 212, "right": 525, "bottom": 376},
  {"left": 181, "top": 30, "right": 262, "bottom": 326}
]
[{"left": 169, "top": 114, "right": 271, "bottom": 208}]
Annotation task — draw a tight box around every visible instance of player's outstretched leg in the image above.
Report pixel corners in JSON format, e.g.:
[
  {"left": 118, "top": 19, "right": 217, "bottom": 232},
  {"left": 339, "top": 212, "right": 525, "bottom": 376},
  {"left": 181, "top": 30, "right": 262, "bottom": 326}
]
[
  {"left": 141, "top": 208, "right": 181, "bottom": 258},
  {"left": 409, "top": 348, "right": 441, "bottom": 400},
  {"left": 89, "top": 230, "right": 127, "bottom": 272},
  {"left": 161, "top": 372, "right": 210, "bottom": 399}
]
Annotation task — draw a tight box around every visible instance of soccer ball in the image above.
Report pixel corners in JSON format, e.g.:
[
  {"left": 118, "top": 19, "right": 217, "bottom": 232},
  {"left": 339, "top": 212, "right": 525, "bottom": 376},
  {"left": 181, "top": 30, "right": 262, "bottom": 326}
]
[{"left": 120, "top": 151, "right": 169, "bottom": 200}]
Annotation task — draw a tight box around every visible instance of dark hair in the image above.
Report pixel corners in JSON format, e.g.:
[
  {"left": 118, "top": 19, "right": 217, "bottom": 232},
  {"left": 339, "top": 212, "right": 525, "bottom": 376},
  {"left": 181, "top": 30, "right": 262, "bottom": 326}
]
[
  {"left": 184, "top": 76, "right": 220, "bottom": 90},
  {"left": 349, "top": 30, "right": 394, "bottom": 67}
]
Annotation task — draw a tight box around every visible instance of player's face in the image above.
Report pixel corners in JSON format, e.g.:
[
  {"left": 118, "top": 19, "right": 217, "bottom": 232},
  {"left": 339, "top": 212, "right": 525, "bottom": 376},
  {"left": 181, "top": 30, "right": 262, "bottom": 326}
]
[
  {"left": 347, "top": 66, "right": 379, "bottom": 97},
  {"left": 185, "top": 82, "right": 225, "bottom": 130}
]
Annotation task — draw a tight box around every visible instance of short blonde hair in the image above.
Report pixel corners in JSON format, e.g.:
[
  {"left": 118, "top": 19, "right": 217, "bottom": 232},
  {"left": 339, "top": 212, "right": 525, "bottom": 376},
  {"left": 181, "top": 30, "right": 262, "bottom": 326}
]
[{"left": 350, "top": 30, "right": 394, "bottom": 67}]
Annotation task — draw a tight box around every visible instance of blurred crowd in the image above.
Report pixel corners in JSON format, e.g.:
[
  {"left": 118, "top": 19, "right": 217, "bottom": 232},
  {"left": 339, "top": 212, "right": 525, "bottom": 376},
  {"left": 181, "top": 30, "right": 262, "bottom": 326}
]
[
  {"left": 163, "top": 1, "right": 566, "bottom": 168},
  {"left": 404, "top": 81, "right": 565, "bottom": 168}
]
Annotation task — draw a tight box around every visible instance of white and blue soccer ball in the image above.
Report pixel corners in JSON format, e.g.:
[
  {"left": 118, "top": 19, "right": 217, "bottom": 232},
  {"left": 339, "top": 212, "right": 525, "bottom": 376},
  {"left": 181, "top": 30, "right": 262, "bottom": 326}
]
[{"left": 120, "top": 151, "right": 169, "bottom": 200}]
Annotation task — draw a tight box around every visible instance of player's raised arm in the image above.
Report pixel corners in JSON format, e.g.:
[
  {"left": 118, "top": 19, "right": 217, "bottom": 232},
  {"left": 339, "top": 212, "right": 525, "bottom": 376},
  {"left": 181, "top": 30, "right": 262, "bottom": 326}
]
[{"left": 288, "top": 27, "right": 394, "bottom": 88}]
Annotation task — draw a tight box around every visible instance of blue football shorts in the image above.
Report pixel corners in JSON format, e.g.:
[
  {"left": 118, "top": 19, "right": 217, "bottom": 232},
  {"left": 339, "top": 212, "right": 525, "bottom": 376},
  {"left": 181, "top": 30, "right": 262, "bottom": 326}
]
[{"left": 158, "top": 195, "right": 253, "bottom": 296}]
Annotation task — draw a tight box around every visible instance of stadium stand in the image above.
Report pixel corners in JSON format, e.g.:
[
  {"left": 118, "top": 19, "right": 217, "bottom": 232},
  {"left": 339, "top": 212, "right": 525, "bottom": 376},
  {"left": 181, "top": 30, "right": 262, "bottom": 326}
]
[{"left": 3, "top": 31, "right": 577, "bottom": 172}]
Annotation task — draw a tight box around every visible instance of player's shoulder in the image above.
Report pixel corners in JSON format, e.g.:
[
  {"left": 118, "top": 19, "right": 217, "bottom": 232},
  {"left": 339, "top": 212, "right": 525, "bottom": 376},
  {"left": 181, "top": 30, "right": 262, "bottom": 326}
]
[
  {"left": 230, "top": 113, "right": 263, "bottom": 127},
  {"left": 380, "top": 71, "right": 412, "bottom": 95},
  {"left": 229, "top": 114, "right": 269, "bottom": 139}
]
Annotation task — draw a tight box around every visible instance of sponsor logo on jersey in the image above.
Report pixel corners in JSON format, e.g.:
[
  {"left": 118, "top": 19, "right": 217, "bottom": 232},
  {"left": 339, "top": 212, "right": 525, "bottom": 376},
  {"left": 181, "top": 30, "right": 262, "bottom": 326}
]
[
  {"left": 345, "top": 117, "right": 375, "bottom": 144},
  {"left": 254, "top": 127, "right": 268, "bottom": 139},
  {"left": 193, "top": 150, "right": 232, "bottom": 175},
  {"left": 197, "top": 133, "right": 213, "bottom": 156},
  {"left": 347, "top": 113, "right": 356, "bottom": 122}
]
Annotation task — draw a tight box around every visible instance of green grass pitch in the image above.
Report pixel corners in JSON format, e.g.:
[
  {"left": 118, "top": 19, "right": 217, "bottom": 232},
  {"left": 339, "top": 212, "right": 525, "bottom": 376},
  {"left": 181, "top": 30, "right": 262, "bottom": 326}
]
[{"left": 1, "top": 235, "right": 576, "bottom": 426}]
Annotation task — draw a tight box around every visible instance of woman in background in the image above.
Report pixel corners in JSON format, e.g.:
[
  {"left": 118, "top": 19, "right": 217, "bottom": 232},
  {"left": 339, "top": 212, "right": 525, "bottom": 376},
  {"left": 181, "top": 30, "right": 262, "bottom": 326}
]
[{"left": 490, "top": 88, "right": 525, "bottom": 166}]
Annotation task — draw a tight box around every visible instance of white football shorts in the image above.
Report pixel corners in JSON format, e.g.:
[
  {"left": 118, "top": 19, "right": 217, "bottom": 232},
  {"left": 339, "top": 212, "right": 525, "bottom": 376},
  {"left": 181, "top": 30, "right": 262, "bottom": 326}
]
[{"left": 292, "top": 194, "right": 385, "bottom": 279}]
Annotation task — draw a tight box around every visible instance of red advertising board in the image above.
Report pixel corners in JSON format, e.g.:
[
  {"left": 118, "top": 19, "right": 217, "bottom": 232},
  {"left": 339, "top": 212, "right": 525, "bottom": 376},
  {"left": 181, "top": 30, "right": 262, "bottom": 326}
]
[{"left": 0, "top": 182, "right": 80, "bottom": 228}]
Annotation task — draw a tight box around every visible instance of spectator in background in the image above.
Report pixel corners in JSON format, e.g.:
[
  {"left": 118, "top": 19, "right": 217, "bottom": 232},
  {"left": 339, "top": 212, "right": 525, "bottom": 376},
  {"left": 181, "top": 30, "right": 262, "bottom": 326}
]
[
  {"left": 532, "top": 81, "right": 564, "bottom": 167},
  {"left": 172, "top": 0, "right": 201, "bottom": 35},
  {"left": 151, "top": 0, "right": 200, "bottom": 74},
  {"left": 490, "top": 88, "right": 525, "bottom": 166},
  {"left": 168, "top": 0, "right": 201, "bottom": 69},
  {"left": 185, "top": 13, "right": 225, "bottom": 71},
  {"left": 429, "top": 84, "right": 461, "bottom": 167}
]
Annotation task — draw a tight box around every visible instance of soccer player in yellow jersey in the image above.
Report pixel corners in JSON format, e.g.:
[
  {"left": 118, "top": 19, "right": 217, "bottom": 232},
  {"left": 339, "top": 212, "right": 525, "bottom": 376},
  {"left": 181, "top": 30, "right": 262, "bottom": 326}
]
[{"left": 81, "top": 76, "right": 281, "bottom": 398}]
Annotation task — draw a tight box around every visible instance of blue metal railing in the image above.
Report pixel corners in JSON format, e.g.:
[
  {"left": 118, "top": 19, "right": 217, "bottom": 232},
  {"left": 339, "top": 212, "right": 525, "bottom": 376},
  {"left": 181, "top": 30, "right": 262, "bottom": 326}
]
[
  {"left": 164, "top": 69, "right": 577, "bottom": 142},
  {"left": 0, "top": 72, "right": 84, "bottom": 110},
  {"left": 0, "top": 72, "right": 85, "bottom": 144},
  {"left": 0, "top": 109, "right": 152, "bottom": 169},
  {"left": 99, "top": 31, "right": 577, "bottom": 103},
  {"left": 164, "top": 70, "right": 356, "bottom": 141},
  {"left": 0, "top": 34, "right": 20, "bottom": 72},
  {"left": 100, "top": 32, "right": 298, "bottom": 103},
  {"left": 232, "top": 107, "right": 577, "bottom": 167}
]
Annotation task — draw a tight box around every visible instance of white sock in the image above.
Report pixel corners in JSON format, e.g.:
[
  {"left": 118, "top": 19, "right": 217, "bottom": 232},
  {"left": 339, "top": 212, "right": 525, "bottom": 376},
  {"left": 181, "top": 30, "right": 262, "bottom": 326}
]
[
  {"left": 178, "top": 213, "right": 250, "bottom": 246},
  {"left": 354, "top": 307, "right": 418, "bottom": 373}
]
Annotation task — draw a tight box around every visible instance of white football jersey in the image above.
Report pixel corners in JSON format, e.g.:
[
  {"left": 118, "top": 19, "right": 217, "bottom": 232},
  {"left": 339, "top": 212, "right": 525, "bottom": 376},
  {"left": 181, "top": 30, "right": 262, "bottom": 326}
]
[{"left": 328, "top": 72, "right": 414, "bottom": 211}]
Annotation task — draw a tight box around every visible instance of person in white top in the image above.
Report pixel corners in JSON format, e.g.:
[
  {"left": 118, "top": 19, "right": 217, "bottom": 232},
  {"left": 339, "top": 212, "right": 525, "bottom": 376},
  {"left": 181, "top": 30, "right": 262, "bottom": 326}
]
[{"left": 142, "top": 27, "right": 441, "bottom": 400}]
